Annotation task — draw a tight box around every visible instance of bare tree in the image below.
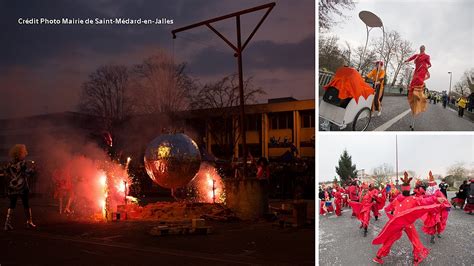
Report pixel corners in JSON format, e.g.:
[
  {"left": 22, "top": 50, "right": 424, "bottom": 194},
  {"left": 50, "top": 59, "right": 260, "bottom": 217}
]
[
  {"left": 390, "top": 39, "right": 414, "bottom": 86},
  {"left": 374, "top": 30, "right": 402, "bottom": 77},
  {"left": 447, "top": 162, "right": 468, "bottom": 178},
  {"left": 462, "top": 68, "right": 474, "bottom": 93},
  {"left": 355, "top": 46, "right": 377, "bottom": 76},
  {"left": 189, "top": 74, "right": 265, "bottom": 158},
  {"left": 79, "top": 64, "right": 132, "bottom": 128},
  {"left": 319, "top": 35, "right": 345, "bottom": 72},
  {"left": 131, "top": 50, "right": 195, "bottom": 114},
  {"left": 372, "top": 163, "right": 393, "bottom": 188},
  {"left": 341, "top": 41, "right": 352, "bottom": 66},
  {"left": 454, "top": 71, "right": 471, "bottom": 96},
  {"left": 319, "top": 0, "right": 355, "bottom": 31}
]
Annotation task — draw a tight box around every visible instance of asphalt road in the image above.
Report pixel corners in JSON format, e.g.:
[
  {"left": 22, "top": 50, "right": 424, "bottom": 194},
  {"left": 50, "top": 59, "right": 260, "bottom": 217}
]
[
  {"left": 319, "top": 192, "right": 474, "bottom": 266},
  {"left": 0, "top": 198, "right": 315, "bottom": 266},
  {"left": 320, "top": 96, "right": 474, "bottom": 131}
]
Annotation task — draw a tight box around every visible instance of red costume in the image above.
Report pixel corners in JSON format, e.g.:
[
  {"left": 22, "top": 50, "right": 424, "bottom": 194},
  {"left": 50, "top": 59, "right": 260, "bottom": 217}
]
[
  {"left": 348, "top": 184, "right": 360, "bottom": 216},
  {"left": 349, "top": 185, "right": 378, "bottom": 236},
  {"left": 406, "top": 53, "right": 431, "bottom": 92},
  {"left": 372, "top": 172, "right": 444, "bottom": 265},
  {"left": 421, "top": 172, "right": 451, "bottom": 241},
  {"left": 334, "top": 188, "right": 344, "bottom": 216},
  {"left": 413, "top": 186, "right": 425, "bottom": 197},
  {"left": 342, "top": 187, "right": 349, "bottom": 207},
  {"left": 405, "top": 51, "right": 431, "bottom": 115},
  {"left": 371, "top": 189, "right": 386, "bottom": 220}
]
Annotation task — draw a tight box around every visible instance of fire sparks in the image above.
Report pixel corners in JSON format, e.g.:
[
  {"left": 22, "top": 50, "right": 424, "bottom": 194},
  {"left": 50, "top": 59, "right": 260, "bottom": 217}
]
[
  {"left": 94, "top": 160, "right": 135, "bottom": 221},
  {"left": 187, "top": 163, "right": 225, "bottom": 204}
]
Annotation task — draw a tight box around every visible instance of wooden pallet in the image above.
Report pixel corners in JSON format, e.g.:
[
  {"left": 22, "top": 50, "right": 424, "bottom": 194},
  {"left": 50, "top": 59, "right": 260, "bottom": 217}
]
[{"left": 149, "top": 225, "right": 212, "bottom": 236}]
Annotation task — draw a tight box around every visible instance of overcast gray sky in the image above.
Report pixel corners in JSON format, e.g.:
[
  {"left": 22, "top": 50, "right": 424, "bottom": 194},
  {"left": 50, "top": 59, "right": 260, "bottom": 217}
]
[
  {"left": 319, "top": 134, "right": 474, "bottom": 182},
  {"left": 324, "top": 0, "right": 473, "bottom": 92}
]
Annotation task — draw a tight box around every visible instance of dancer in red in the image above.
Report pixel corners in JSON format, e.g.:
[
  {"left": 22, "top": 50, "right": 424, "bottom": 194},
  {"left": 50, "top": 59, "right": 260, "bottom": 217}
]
[
  {"left": 372, "top": 172, "right": 446, "bottom": 265},
  {"left": 341, "top": 186, "right": 349, "bottom": 208},
  {"left": 333, "top": 186, "right": 344, "bottom": 216},
  {"left": 371, "top": 186, "right": 386, "bottom": 221},
  {"left": 404, "top": 45, "right": 432, "bottom": 130},
  {"left": 422, "top": 171, "right": 451, "bottom": 243},
  {"left": 349, "top": 183, "right": 377, "bottom": 237}
]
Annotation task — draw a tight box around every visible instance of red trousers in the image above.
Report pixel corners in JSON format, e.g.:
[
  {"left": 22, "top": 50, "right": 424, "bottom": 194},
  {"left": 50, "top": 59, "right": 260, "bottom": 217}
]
[
  {"left": 376, "top": 224, "right": 430, "bottom": 263},
  {"left": 372, "top": 204, "right": 380, "bottom": 218},
  {"left": 335, "top": 199, "right": 342, "bottom": 216},
  {"left": 359, "top": 209, "right": 371, "bottom": 228}
]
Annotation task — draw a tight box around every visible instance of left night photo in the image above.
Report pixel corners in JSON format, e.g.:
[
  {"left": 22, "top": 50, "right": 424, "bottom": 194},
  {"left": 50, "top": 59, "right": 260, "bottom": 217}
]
[{"left": 0, "top": 1, "right": 315, "bottom": 265}]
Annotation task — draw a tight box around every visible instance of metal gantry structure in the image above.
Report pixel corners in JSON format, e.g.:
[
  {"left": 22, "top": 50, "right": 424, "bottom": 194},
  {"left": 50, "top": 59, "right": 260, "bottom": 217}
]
[{"left": 172, "top": 3, "right": 276, "bottom": 177}]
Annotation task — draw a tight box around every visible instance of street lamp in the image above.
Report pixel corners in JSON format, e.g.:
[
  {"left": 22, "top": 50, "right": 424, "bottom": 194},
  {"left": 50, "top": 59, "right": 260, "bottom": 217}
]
[{"left": 448, "top": 71, "right": 452, "bottom": 96}]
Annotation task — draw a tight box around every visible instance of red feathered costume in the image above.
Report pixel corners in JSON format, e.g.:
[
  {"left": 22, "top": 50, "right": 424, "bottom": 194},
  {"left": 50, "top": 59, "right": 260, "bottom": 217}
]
[
  {"left": 422, "top": 187, "right": 451, "bottom": 238},
  {"left": 349, "top": 188, "right": 377, "bottom": 234}
]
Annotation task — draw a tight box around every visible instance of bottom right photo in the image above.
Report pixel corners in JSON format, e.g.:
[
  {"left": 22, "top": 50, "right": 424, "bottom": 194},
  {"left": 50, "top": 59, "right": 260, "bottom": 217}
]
[{"left": 318, "top": 134, "right": 473, "bottom": 266}]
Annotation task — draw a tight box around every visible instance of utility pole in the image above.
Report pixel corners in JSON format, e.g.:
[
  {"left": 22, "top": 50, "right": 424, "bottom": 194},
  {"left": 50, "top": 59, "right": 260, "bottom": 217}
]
[
  {"left": 395, "top": 135, "right": 399, "bottom": 185},
  {"left": 172, "top": 3, "right": 276, "bottom": 178},
  {"left": 448, "top": 71, "right": 452, "bottom": 96}
]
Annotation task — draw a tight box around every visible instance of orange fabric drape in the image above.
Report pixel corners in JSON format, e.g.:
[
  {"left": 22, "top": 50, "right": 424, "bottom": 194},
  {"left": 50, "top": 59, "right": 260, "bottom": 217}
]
[{"left": 323, "top": 67, "right": 374, "bottom": 103}]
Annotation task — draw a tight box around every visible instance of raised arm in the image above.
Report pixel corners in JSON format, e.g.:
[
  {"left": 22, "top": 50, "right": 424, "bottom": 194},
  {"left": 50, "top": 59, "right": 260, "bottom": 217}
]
[{"left": 405, "top": 54, "right": 418, "bottom": 63}]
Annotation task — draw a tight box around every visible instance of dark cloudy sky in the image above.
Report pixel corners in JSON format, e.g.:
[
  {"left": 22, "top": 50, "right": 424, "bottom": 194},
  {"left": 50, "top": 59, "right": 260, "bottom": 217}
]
[{"left": 0, "top": 0, "right": 315, "bottom": 119}]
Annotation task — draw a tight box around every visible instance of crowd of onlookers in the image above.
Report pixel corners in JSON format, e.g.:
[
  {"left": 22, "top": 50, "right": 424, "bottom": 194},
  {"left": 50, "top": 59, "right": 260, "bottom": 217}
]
[{"left": 427, "top": 91, "right": 474, "bottom": 118}]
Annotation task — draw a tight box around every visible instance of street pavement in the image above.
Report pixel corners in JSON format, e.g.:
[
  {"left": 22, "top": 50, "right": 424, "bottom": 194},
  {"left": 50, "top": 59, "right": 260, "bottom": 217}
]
[
  {"left": 319, "top": 192, "right": 474, "bottom": 266},
  {"left": 0, "top": 197, "right": 315, "bottom": 265},
  {"left": 320, "top": 96, "right": 474, "bottom": 131}
]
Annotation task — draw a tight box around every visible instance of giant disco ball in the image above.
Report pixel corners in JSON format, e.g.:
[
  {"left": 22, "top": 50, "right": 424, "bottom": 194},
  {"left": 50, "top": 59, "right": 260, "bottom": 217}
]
[{"left": 144, "top": 133, "right": 201, "bottom": 189}]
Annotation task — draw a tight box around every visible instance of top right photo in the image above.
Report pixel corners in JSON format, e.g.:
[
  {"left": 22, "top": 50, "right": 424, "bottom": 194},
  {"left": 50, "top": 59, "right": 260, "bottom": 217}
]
[{"left": 318, "top": 0, "right": 474, "bottom": 131}]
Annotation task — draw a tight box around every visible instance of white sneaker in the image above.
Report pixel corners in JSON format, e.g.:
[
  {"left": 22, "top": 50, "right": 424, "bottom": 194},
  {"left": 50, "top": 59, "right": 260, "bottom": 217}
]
[{"left": 377, "top": 111, "right": 382, "bottom": 116}]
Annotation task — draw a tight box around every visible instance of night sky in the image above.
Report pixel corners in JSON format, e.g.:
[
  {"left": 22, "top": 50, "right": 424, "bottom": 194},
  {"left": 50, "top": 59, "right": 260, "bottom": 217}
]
[{"left": 0, "top": 0, "right": 315, "bottom": 119}]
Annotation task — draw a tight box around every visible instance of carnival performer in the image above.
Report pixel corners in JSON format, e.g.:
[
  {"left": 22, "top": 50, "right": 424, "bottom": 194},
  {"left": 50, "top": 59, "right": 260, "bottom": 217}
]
[
  {"left": 366, "top": 61, "right": 385, "bottom": 116},
  {"left": 463, "top": 179, "right": 474, "bottom": 214},
  {"left": 413, "top": 179, "right": 426, "bottom": 197},
  {"left": 422, "top": 171, "right": 451, "bottom": 244},
  {"left": 333, "top": 185, "right": 344, "bottom": 216},
  {"left": 371, "top": 185, "right": 386, "bottom": 221},
  {"left": 349, "top": 183, "right": 377, "bottom": 237},
  {"left": 324, "top": 188, "right": 334, "bottom": 214},
  {"left": 372, "top": 172, "right": 446, "bottom": 265},
  {"left": 2, "top": 144, "right": 36, "bottom": 230},
  {"left": 348, "top": 180, "right": 360, "bottom": 217},
  {"left": 319, "top": 185, "right": 328, "bottom": 216},
  {"left": 52, "top": 164, "right": 74, "bottom": 214},
  {"left": 404, "top": 45, "right": 432, "bottom": 130},
  {"left": 438, "top": 179, "right": 449, "bottom": 199},
  {"left": 451, "top": 180, "right": 469, "bottom": 209},
  {"left": 342, "top": 185, "right": 349, "bottom": 208}
]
